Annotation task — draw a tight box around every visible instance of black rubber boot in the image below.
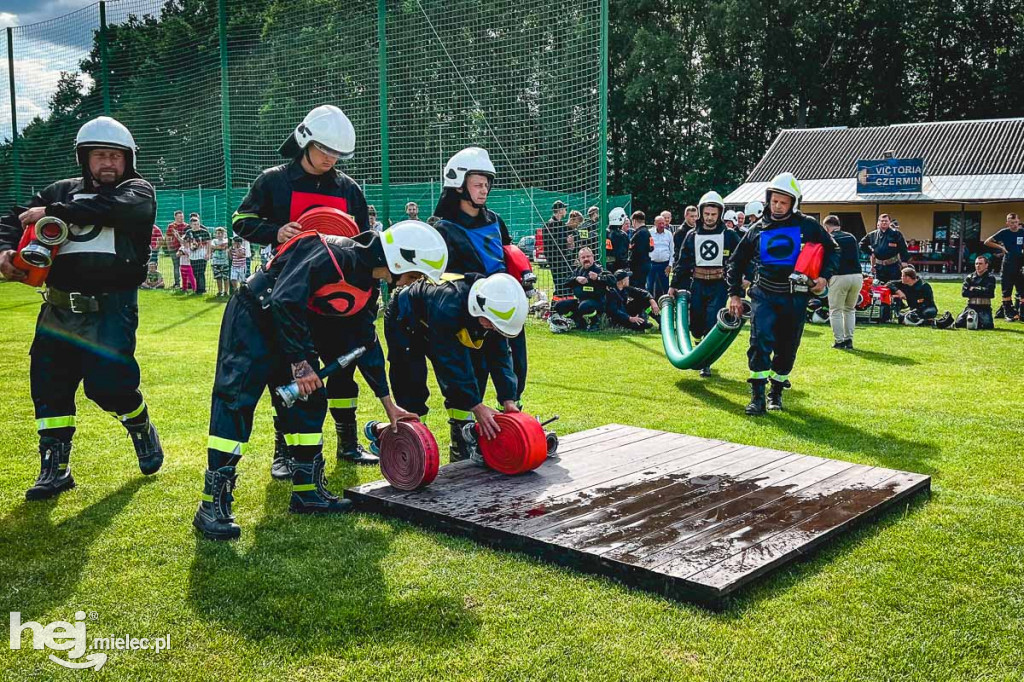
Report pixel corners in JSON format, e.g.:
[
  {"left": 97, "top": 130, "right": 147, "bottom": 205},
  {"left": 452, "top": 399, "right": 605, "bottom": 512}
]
[
  {"left": 126, "top": 420, "right": 164, "bottom": 475},
  {"left": 1017, "top": 301, "right": 1024, "bottom": 322},
  {"left": 270, "top": 431, "right": 292, "bottom": 481},
  {"left": 699, "top": 367, "right": 712, "bottom": 378},
  {"left": 448, "top": 419, "right": 476, "bottom": 463},
  {"left": 193, "top": 466, "right": 241, "bottom": 541},
  {"left": 289, "top": 454, "right": 352, "bottom": 514},
  {"left": 26, "top": 437, "right": 76, "bottom": 501},
  {"left": 767, "top": 379, "right": 785, "bottom": 411},
  {"left": 336, "top": 420, "right": 379, "bottom": 465},
  {"left": 745, "top": 381, "right": 767, "bottom": 416},
  {"left": 999, "top": 301, "right": 1016, "bottom": 320},
  {"left": 935, "top": 311, "right": 955, "bottom": 329}
]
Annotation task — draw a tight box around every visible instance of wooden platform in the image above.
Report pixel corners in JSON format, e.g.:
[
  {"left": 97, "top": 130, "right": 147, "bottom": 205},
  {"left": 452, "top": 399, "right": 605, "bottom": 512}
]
[{"left": 345, "top": 424, "right": 930, "bottom": 606}]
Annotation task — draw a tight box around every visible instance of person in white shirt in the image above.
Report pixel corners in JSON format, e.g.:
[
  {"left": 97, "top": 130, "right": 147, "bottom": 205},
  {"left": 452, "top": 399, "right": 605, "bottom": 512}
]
[{"left": 648, "top": 214, "right": 675, "bottom": 298}]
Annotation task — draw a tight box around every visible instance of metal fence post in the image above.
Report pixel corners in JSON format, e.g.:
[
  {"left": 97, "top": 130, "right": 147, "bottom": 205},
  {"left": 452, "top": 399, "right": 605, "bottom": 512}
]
[
  {"left": 99, "top": 2, "right": 111, "bottom": 114},
  {"left": 218, "top": 0, "right": 234, "bottom": 230},
  {"left": 7, "top": 27, "right": 19, "bottom": 200},
  {"left": 597, "top": 0, "right": 609, "bottom": 267},
  {"left": 378, "top": 0, "right": 390, "bottom": 227}
]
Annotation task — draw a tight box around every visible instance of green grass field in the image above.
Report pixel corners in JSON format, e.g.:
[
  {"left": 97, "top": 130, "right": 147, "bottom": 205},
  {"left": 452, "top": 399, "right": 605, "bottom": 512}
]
[{"left": 0, "top": 281, "right": 1021, "bottom": 681}]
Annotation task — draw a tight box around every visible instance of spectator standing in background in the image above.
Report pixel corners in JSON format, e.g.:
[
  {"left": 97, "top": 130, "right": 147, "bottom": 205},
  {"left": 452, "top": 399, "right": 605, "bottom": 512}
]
[
  {"left": 166, "top": 210, "right": 188, "bottom": 289},
  {"left": 628, "top": 210, "right": 652, "bottom": 294},
  {"left": 368, "top": 205, "right": 383, "bottom": 232},
  {"left": 648, "top": 214, "right": 674, "bottom": 298},
  {"left": 186, "top": 214, "right": 211, "bottom": 295},
  {"left": 545, "top": 200, "right": 571, "bottom": 295},
  {"left": 230, "top": 236, "right": 248, "bottom": 294},
  {"left": 211, "top": 226, "right": 230, "bottom": 297},
  {"left": 577, "top": 206, "right": 600, "bottom": 254},
  {"left": 405, "top": 201, "right": 419, "bottom": 221},
  {"left": 823, "top": 215, "right": 863, "bottom": 350},
  {"left": 149, "top": 224, "right": 163, "bottom": 269},
  {"left": 178, "top": 236, "right": 196, "bottom": 293},
  {"left": 675, "top": 205, "right": 698, "bottom": 257}
]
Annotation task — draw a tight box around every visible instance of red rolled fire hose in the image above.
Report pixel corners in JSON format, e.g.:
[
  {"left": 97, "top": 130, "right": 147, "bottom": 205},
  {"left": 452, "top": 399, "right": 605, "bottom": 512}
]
[
  {"left": 296, "top": 206, "right": 360, "bottom": 238},
  {"left": 379, "top": 420, "right": 440, "bottom": 491},
  {"left": 476, "top": 413, "right": 548, "bottom": 475}
]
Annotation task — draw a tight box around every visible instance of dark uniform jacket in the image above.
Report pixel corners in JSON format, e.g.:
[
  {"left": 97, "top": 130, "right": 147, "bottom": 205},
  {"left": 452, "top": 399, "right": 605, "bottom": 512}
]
[
  {"left": 391, "top": 276, "right": 517, "bottom": 410},
  {"left": 860, "top": 227, "right": 910, "bottom": 263},
  {"left": 252, "top": 231, "right": 386, "bottom": 395},
  {"left": 543, "top": 217, "right": 567, "bottom": 263},
  {"left": 434, "top": 207, "right": 511, "bottom": 276},
  {"left": 232, "top": 159, "right": 369, "bottom": 247},
  {"left": 629, "top": 225, "right": 653, "bottom": 269},
  {"left": 606, "top": 285, "right": 653, "bottom": 326},
  {"left": 671, "top": 222, "right": 740, "bottom": 290},
  {"left": 832, "top": 230, "right": 863, "bottom": 275},
  {"left": 606, "top": 225, "right": 629, "bottom": 264},
  {"left": 673, "top": 224, "right": 695, "bottom": 259},
  {"left": 0, "top": 175, "right": 156, "bottom": 294},
  {"left": 576, "top": 219, "right": 599, "bottom": 254},
  {"left": 725, "top": 213, "right": 839, "bottom": 297},
  {"left": 887, "top": 279, "right": 936, "bottom": 312},
  {"left": 565, "top": 263, "right": 615, "bottom": 302},
  {"left": 962, "top": 271, "right": 997, "bottom": 301}
]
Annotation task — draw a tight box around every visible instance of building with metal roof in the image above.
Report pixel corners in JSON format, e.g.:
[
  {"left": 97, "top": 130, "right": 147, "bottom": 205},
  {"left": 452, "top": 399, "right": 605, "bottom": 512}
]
[{"left": 724, "top": 119, "right": 1024, "bottom": 272}]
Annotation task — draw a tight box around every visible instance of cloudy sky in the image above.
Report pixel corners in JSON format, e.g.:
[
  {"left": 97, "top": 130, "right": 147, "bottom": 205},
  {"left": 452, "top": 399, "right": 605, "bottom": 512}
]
[{"left": 0, "top": 0, "right": 161, "bottom": 140}]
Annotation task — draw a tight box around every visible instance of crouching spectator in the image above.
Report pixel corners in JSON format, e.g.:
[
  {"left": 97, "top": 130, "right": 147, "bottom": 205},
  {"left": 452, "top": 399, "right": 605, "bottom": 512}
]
[
  {"left": 550, "top": 247, "right": 614, "bottom": 331},
  {"left": 955, "top": 256, "right": 997, "bottom": 329},
  {"left": 889, "top": 267, "right": 954, "bottom": 328},
  {"left": 606, "top": 269, "right": 660, "bottom": 331},
  {"left": 140, "top": 262, "right": 165, "bottom": 290}
]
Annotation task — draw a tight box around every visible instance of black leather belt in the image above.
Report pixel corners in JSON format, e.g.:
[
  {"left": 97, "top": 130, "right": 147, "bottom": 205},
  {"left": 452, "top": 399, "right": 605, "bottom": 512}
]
[
  {"left": 45, "top": 287, "right": 106, "bottom": 313},
  {"left": 876, "top": 256, "right": 900, "bottom": 266},
  {"left": 755, "top": 278, "right": 796, "bottom": 294}
]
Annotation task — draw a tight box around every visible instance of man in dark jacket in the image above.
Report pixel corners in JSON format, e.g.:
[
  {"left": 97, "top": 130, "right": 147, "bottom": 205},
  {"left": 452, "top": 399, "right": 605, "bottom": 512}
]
[
  {"left": 552, "top": 247, "right": 615, "bottom": 330},
  {"left": 628, "top": 210, "right": 653, "bottom": 290},
  {"left": 0, "top": 116, "right": 164, "bottom": 500},
  {"left": 380, "top": 272, "right": 528, "bottom": 462},
  {"left": 955, "top": 256, "right": 997, "bottom": 329},
  {"left": 860, "top": 214, "right": 909, "bottom": 284},
  {"left": 726, "top": 173, "right": 839, "bottom": 415},
  {"left": 669, "top": 190, "right": 741, "bottom": 378},
  {"left": 887, "top": 267, "right": 954, "bottom": 328},
  {"left": 193, "top": 223, "right": 443, "bottom": 541},
  {"left": 606, "top": 207, "right": 630, "bottom": 272},
  {"left": 606, "top": 269, "right": 659, "bottom": 331},
  {"left": 231, "top": 105, "right": 380, "bottom": 473},
  {"left": 544, "top": 200, "right": 572, "bottom": 296},
  {"left": 823, "top": 215, "right": 865, "bottom": 349}
]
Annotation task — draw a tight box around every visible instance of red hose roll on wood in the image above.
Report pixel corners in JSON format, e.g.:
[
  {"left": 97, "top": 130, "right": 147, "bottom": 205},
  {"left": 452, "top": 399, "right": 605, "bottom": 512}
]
[
  {"left": 476, "top": 413, "right": 547, "bottom": 475},
  {"left": 379, "top": 420, "right": 440, "bottom": 491},
  {"left": 296, "top": 206, "right": 360, "bottom": 238}
]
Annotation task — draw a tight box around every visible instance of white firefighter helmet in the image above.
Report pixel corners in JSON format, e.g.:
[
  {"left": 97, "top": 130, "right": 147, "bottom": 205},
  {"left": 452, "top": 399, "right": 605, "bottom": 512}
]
[
  {"left": 810, "top": 308, "right": 829, "bottom": 324},
  {"left": 902, "top": 310, "right": 925, "bottom": 326},
  {"left": 697, "top": 190, "right": 725, "bottom": 213},
  {"left": 75, "top": 116, "right": 137, "bottom": 167},
  {"left": 380, "top": 220, "right": 449, "bottom": 282},
  {"left": 548, "top": 312, "right": 573, "bottom": 334},
  {"left": 965, "top": 308, "right": 979, "bottom": 330},
  {"left": 280, "top": 105, "right": 355, "bottom": 159},
  {"left": 744, "top": 200, "right": 764, "bottom": 217},
  {"left": 723, "top": 210, "right": 737, "bottom": 224},
  {"left": 468, "top": 272, "right": 529, "bottom": 338},
  {"left": 765, "top": 172, "right": 803, "bottom": 210},
  {"left": 608, "top": 206, "right": 628, "bottom": 226},
  {"left": 443, "top": 147, "right": 496, "bottom": 189}
]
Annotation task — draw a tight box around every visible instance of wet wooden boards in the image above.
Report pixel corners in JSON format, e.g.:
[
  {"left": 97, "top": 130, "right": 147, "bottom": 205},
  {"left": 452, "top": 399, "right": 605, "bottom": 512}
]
[{"left": 345, "top": 424, "right": 930, "bottom": 607}]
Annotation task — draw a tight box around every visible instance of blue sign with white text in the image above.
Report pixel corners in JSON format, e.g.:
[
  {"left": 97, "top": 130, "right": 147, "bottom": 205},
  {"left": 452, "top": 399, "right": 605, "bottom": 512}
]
[{"left": 855, "top": 158, "right": 924, "bottom": 193}]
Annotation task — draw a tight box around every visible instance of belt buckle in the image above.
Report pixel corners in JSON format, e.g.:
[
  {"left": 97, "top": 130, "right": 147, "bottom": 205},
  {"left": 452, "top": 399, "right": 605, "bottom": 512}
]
[{"left": 68, "top": 292, "right": 86, "bottom": 314}]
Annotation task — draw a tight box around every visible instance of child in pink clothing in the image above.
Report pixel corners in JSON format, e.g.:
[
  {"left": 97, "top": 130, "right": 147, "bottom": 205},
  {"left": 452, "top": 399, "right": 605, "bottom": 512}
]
[{"left": 179, "top": 241, "right": 197, "bottom": 292}]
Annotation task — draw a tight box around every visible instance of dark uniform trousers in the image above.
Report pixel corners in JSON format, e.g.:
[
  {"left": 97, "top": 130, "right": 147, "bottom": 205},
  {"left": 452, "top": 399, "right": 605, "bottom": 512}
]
[
  {"left": 875, "top": 263, "right": 901, "bottom": 286},
  {"left": 689, "top": 279, "right": 728, "bottom": 340},
  {"left": 207, "top": 291, "right": 325, "bottom": 470},
  {"left": 507, "top": 331, "right": 527, "bottom": 403},
  {"left": 554, "top": 298, "right": 602, "bottom": 328},
  {"left": 747, "top": 285, "right": 810, "bottom": 384},
  {"left": 31, "top": 289, "right": 148, "bottom": 441},
  {"left": 309, "top": 314, "right": 375, "bottom": 427}
]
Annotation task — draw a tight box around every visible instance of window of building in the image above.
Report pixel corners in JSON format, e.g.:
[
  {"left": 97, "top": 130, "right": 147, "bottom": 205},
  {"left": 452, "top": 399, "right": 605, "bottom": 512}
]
[
  {"left": 833, "top": 212, "right": 866, "bottom": 239},
  {"left": 933, "top": 211, "right": 981, "bottom": 251}
]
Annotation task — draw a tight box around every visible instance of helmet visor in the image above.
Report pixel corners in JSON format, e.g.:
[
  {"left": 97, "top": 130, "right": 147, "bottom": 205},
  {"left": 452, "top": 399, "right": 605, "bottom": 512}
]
[{"left": 311, "top": 140, "right": 354, "bottom": 161}]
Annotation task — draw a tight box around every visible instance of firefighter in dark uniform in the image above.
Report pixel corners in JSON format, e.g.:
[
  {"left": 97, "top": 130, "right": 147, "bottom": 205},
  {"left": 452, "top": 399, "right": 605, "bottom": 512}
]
[
  {"left": 0, "top": 117, "right": 164, "bottom": 500},
  {"left": 668, "top": 190, "right": 741, "bottom": 378},
  {"left": 887, "top": 267, "right": 954, "bottom": 327},
  {"left": 606, "top": 207, "right": 630, "bottom": 272},
  {"left": 726, "top": 173, "right": 839, "bottom": 415},
  {"left": 545, "top": 200, "right": 572, "bottom": 296},
  {"left": 232, "top": 105, "right": 382, "bottom": 474},
  {"left": 575, "top": 206, "right": 600, "bottom": 255},
  {"left": 984, "top": 213, "right": 1024, "bottom": 320},
  {"left": 373, "top": 272, "right": 528, "bottom": 462},
  {"left": 955, "top": 256, "right": 997, "bottom": 329},
  {"left": 193, "top": 222, "right": 444, "bottom": 540},
  {"left": 606, "top": 269, "right": 660, "bottom": 331},
  {"left": 552, "top": 247, "right": 615, "bottom": 330},
  {"left": 860, "top": 213, "right": 909, "bottom": 284},
  {"left": 431, "top": 146, "right": 530, "bottom": 408}
]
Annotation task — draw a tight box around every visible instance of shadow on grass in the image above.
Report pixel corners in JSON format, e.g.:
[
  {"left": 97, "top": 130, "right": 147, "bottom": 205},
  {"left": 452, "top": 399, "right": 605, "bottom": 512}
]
[
  {"left": 673, "top": 378, "right": 938, "bottom": 475},
  {"left": 0, "top": 299, "right": 40, "bottom": 312},
  {"left": 186, "top": 469, "right": 480, "bottom": 649},
  {"left": 0, "top": 477, "right": 149, "bottom": 617},
  {"left": 844, "top": 346, "right": 920, "bottom": 366},
  {"left": 152, "top": 304, "right": 219, "bottom": 334},
  {"left": 712, "top": 490, "right": 932, "bottom": 618}
]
